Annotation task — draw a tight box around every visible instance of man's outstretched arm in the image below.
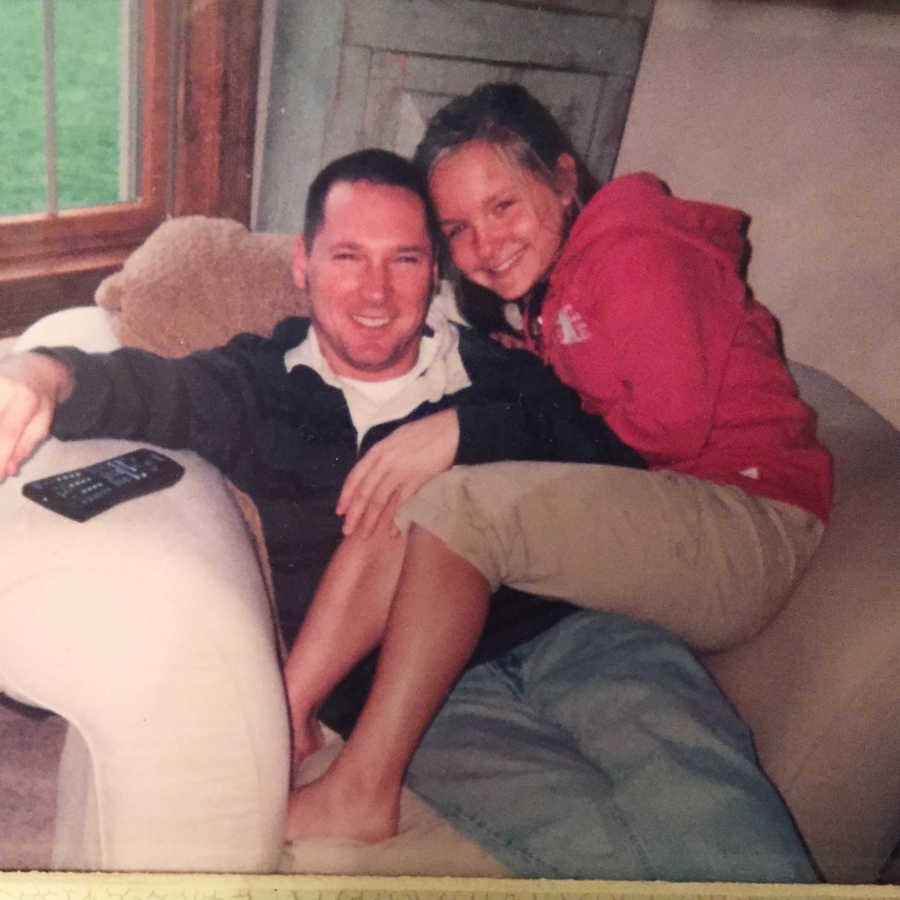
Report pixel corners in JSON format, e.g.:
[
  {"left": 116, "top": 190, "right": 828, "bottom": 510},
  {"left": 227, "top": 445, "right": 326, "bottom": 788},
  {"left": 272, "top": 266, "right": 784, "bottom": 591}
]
[{"left": 0, "top": 352, "right": 73, "bottom": 481}]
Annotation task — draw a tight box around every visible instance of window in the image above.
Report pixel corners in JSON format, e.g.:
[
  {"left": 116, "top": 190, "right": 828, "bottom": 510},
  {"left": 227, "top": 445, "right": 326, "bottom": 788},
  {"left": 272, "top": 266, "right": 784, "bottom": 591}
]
[{"left": 0, "top": 0, "right": 261, "bottom": 336}]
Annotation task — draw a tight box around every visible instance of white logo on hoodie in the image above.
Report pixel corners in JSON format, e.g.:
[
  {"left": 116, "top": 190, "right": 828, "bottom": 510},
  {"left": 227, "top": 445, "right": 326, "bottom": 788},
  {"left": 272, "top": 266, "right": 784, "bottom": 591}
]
[{"left": 554, "top": 304, "right": 591, "bottom": 345}]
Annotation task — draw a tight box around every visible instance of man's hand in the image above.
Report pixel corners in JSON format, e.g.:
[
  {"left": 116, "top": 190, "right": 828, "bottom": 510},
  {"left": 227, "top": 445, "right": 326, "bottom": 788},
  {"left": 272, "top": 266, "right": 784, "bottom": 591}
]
[
  {"left": 337, "top": 408, "right": 460, "bottom": 537},
  {"left": 0, "top": 352, "right": 73, "bottom": 481}
]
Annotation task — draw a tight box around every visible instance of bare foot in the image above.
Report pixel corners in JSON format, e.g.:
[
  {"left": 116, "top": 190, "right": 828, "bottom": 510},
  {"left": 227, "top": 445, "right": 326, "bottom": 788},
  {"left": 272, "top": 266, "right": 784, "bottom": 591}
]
[
  {"left": 285, "top": 766, "right": 401, "bottom": 843},
  {"left": 293, "top": 715, "right": 326, "bottom": 758},
  {"left": 291, "top": 716, "right": 326, "bottom": 780}
]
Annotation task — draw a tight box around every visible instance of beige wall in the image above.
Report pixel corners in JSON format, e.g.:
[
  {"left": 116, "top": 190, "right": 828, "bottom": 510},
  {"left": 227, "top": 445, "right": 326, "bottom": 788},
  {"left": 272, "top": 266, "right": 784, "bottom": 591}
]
[{"left": 616, "top": 0, "right": 899, "bottom": 428}]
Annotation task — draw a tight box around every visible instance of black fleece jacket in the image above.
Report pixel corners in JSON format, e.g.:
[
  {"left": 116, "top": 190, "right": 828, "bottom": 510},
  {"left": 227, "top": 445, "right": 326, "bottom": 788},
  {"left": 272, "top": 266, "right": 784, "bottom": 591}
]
[{"left": 44, "top": 317, "right": 644, "bottom": 734}]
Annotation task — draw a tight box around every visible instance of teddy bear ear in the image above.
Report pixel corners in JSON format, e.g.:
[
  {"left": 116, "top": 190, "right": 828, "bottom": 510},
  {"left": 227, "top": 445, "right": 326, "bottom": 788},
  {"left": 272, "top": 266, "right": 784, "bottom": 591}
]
[
  {"left": 92, "top": 215, "right": 300, "bottom": 359},
  {"left": 94, "top": 271, "right": 124, "bottom": 311}
]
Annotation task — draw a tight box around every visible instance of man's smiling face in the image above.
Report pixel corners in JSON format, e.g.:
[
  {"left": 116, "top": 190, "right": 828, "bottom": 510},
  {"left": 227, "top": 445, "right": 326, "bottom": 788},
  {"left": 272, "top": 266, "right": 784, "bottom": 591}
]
[{"left": 292, "top": 180, "right": 436, "bottom": 382}]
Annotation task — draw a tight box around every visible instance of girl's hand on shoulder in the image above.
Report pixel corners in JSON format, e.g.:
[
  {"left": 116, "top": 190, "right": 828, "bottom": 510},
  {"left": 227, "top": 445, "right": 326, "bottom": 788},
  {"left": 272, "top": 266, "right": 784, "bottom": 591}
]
[{"left": 337, "top": 408, "right": 460, "bottom": 537}]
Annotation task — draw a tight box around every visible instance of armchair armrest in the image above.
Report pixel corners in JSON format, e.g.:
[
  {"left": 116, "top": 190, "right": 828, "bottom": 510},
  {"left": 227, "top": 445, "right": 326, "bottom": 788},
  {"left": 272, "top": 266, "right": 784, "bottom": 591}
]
[
  {"left": 0, "top": 436, "right": 290, "bottom": 871},
  {"left": 0, "top": 308, "right": 290, "bottom": 872}
]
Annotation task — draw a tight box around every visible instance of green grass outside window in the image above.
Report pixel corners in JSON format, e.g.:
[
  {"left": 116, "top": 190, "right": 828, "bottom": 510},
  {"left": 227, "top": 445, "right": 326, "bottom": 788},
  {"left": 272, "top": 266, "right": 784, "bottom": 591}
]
[{"left": 1, "top": 0, "right": 121, "bottom": 216}]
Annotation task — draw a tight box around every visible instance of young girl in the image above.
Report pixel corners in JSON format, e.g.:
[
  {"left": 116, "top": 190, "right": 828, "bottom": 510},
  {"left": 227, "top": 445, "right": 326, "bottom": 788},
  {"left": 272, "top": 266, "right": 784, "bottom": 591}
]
[{"left": 284, "top": 83, "right": 832, "bottom": 842}]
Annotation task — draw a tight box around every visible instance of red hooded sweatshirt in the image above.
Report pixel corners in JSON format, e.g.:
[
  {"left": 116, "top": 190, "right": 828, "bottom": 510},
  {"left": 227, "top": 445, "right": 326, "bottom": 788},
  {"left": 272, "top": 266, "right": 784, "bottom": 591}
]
[{"left": 528, "top": 172, "right": 832, "bottom": 521}]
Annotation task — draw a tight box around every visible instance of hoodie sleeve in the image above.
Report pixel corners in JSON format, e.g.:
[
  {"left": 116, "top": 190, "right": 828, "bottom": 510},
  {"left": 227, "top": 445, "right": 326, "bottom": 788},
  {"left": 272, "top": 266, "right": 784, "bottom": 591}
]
[{"left": 547, "top": 231, "right": 744, "bottom": 466}]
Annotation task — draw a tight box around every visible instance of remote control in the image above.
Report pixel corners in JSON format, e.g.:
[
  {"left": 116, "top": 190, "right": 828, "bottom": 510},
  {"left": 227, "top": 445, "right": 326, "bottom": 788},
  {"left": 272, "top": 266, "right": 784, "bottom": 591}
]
[{"left": 22, "top": 448, "right": 185, "bottom": 522}]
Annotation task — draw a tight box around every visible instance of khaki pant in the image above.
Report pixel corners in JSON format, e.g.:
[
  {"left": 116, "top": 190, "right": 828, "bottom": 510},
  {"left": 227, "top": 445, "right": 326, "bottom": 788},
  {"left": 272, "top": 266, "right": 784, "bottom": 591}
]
[{"left": 398, "top": 462, "right": 824, "bottom": 651}]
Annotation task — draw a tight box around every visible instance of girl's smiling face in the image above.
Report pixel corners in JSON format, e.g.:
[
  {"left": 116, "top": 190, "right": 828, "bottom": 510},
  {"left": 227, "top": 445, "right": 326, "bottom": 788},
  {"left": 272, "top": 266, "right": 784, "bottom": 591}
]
[{"left": 429, "top": 140, "right": 576, "bottom": 301}]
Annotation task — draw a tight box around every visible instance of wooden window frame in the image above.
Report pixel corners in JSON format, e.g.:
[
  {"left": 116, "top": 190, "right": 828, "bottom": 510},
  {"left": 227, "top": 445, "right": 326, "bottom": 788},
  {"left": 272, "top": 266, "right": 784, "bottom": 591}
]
[{"left": 0, "top": 0, "right": 261, "bottom": 336}]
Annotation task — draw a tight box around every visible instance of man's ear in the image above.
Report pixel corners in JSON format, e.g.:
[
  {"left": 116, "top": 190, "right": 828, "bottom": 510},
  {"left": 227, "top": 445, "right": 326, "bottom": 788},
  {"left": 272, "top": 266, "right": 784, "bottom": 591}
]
[
  {"left": 553, "top": 153, "right": 578, "bottom": 206},
  {"left": 291, "top": 236, "right": 308, "bottom": 288}
]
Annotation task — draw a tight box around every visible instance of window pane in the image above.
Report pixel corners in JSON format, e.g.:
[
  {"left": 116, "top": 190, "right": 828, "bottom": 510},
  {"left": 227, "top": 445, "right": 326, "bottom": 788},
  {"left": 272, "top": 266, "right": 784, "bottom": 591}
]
[
  {"left": 55, "top": 0, "right": 123, "bottom": 209},
  {"left": 0, "top": 1, "right": 46, "bottom": 215},
  {"left": 0, "top": 0, "right": 126, "bottom": 217}
]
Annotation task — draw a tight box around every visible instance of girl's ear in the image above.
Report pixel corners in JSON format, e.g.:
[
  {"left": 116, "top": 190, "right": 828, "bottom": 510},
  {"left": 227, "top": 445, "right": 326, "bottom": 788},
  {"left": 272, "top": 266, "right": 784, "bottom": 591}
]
[
  {"left": 553, "top": 153, "right": 578, "bottom": 206},
  {"left": 291, "top": 236, "right": 308, "bottom": 288}
]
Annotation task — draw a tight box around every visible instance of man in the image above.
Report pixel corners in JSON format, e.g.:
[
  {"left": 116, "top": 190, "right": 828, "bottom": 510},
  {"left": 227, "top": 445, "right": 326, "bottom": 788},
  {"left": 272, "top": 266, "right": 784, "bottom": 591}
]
[{"left": 0, "top": 150, "right": 816, "bottom": 882}]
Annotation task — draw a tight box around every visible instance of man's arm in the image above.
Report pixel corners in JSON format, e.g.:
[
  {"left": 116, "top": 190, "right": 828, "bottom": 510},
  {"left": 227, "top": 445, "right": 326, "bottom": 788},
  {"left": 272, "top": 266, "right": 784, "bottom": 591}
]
[
  {"left": 1, "top": 340, "right": 274, "bottom": 488},
  {"left": 452, "top": 339, "right": 643, "bottom": 469},
  {"left": 337, "top": 337, "right": 644, "bottom": 536},
  {"left": 0, "top": 352, "right": 74, "bottom": 481}
]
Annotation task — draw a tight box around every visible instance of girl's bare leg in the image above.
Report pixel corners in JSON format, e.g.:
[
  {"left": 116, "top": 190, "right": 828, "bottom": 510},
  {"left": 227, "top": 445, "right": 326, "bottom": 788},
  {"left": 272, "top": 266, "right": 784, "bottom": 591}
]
[
  {"left": 284, "top": 518, "right": 406, "bottom": 778},
  {"left": 285, "top": 525, "right": 490, "bottom": 842}
]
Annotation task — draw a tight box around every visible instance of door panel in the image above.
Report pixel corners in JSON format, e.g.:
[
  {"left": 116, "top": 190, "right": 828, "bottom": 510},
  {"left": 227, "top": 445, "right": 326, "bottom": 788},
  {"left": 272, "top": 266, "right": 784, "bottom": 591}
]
[{"left": 255, "top": 0, "right": 652, "bottom": 232}]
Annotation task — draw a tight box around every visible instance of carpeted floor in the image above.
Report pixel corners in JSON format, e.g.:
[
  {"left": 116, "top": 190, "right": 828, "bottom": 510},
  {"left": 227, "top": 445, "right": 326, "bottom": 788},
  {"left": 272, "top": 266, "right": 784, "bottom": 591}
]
[
  {"left": 2, "top": 331, "right": 67, "bottom": 869},
  {"left": 0, "top": 340, "right": 62, "bottom": 868},
  {"left": 0, "top": 696, "right": 65, "bottom": 870},
  {"left": 0, "top": 352, "right": 62, "bottom": 870}
]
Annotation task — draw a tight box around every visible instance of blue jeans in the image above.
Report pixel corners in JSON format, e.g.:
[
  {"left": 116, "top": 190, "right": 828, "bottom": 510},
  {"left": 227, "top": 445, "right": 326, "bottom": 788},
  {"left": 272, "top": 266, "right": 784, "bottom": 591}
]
[{"left": 406, "top": 611, "right": 818, "bottom": 882}]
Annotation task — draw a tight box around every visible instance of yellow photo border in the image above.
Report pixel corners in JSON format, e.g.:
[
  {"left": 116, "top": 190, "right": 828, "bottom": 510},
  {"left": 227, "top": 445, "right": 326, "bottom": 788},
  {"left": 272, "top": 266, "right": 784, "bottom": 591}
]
[{"left": 1, "top": 873, "right": 900, "bottom": 900}]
